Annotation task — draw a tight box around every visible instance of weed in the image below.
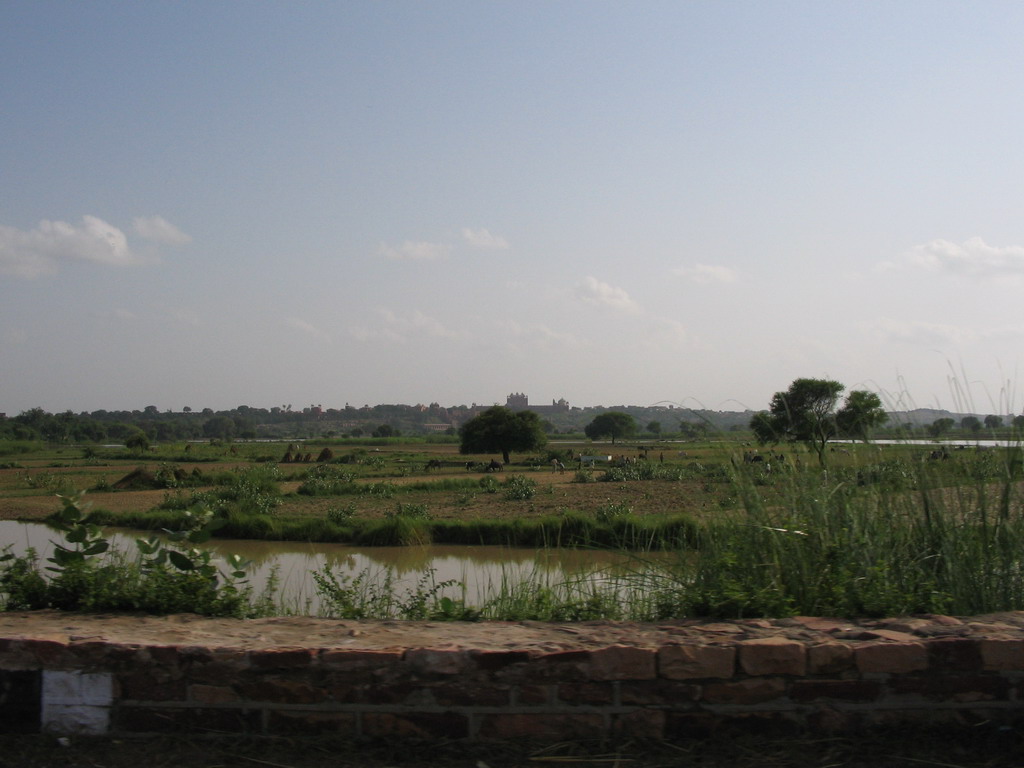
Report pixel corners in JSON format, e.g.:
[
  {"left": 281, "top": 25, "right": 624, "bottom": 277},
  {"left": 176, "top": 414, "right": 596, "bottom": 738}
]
[{"left": 503, "top": 474, "right": 536, "bottom": 500}]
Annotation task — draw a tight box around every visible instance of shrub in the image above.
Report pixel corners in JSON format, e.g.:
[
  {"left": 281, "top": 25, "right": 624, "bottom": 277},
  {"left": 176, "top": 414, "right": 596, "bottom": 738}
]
[{"left": 503, "top": 474, "right": 536, "bottom": 500}]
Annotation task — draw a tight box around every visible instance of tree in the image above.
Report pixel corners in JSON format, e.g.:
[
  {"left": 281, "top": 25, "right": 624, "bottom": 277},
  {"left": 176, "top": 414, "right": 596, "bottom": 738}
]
[
  {"left": 984, "top": 415, "right": 1003, "bottom": 430},
  {"left": 458, "top": 406, "right": 547, "bottom": 464},
  {"left": 927, "top": 418, "right": 955, "bottom": 438},
  {"left": 125, "top": 430, "right": 150, "bottom": 452},
  {"left": 961, "top": 416, "right": 982, "bottom": 433},
  {"left": 835, "top": 390, "right": 889, "bottom": 442},
  {"left": 584, "top": 412, "right": 637, "bottom": 444},
  {"left": 750, "top": 378, "right": 844, "bottom": 466},
  {"left": 646, "top": 421, "right": 661, "bottom": 436}
]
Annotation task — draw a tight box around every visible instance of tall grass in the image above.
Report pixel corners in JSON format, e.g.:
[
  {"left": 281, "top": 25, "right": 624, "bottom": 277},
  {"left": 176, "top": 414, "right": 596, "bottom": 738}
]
[{"left": 682, "top": 447, "right": 1024, "bottom": 618}]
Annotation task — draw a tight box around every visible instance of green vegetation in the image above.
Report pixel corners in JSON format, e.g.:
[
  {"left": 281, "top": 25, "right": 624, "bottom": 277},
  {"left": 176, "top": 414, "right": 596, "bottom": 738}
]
[
  {"left": 4, "top": 405, "right": 1024, "bottom": 620},
  {"left": 458, "top": 406, "right": 547, "bottom": 463}
]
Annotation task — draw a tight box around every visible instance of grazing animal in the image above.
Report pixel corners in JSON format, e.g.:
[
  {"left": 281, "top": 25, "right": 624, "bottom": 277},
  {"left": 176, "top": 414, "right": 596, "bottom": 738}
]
[
  {"left": 425, "top": 458, "right": 442, "bottom": 471},
  {"left": 466, "top": 461, "right": 476, "bottom": 471},
  {"left": 487, "top": 459, "right": 504, "bottom": 472}
]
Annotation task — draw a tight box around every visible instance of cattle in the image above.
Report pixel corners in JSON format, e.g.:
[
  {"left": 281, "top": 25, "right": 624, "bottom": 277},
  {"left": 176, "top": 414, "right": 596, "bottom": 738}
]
[
  {"left": 486, "top": 459, "right": 504, "bottom": 472},
  {"left": 425, "top": 458, "right": 443, "bottom": 471}
]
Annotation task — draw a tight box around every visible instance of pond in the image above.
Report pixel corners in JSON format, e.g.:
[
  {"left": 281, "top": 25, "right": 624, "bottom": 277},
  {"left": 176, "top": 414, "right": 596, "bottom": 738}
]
[{"left": 0, "top": 521, "right": 673, "bottom": 615}]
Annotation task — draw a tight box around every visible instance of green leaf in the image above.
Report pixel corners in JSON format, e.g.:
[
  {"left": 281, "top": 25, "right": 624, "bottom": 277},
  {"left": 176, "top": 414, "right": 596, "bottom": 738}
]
[{"left": 167, "top": 550, "right": 195, "bottom": 571}]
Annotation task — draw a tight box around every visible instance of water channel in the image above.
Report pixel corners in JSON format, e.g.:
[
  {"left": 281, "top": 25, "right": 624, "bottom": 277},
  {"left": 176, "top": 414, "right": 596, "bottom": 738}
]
[{"left": 0, "top": 521, "right": 672, "bottom": 615}]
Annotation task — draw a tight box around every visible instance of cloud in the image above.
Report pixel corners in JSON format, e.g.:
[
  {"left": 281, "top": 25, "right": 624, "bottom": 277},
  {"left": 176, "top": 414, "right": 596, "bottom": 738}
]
[
  {"left": 349, "top": 308, "right": 465, "bottom": 343},
  {"left": 0, "top": 215, "right": 168, "bottom": 278},
  {"left": 870, "top": 318, "right": 975, "bottom": 346},
  {"left": 285, "top": 317, "right": 331, "bottom": 343},
  {"left": 672, "top": 263, "right": 738, "bottom": 284},
  {"left": 133, "top": 215, "right": 192, "bottom": 245},
  {"left": 462, "top": 228, "right": 510, "bottom": 250},
  {"left": 892, "top": 237, "right": 1024, "bottom": 279},
  {"left": 500, "top": 320, "right": 582, "bottom": 350},
  {"left": 378, "top": 240, "right": 451, "bottom": 261},
  {"left": 575, "top": 276, "right": 641, "bottom": 313}
]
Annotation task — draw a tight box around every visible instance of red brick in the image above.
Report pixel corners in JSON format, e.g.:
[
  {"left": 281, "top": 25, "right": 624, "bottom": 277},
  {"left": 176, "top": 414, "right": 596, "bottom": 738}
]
[
  {"left": 619, "top": 679, "right": 701, "bottom": 706},
  {"left": 113, "top": 706, "right": 260, "bottom": 734},
  {"left": 807, "top": 642, "right": 854, "bottom": 674},
  {"left": 702, "top": 677, "right": 787, "bottom": 705},
  {"left": 472, "top": 649, "right": 532, "bottom": 671},
  {"left": 557, "top": 681, "right": 615, "bottom": 705},
  {"left": 404, "top": 648, "right": 470, "bottom": 676},
  {"left": 888, "top": 674, "right": 1009, "bottom": 701},
  {"left": 67, "top": 640, "right": 138, "bottom": 670},
  {"left": 515, "top": 684, "right": 550, "bottom": 705},
  {"left": 739, "top": 637, "right": 806, "bottom": 676},
  {"left": 319, "top": 649, "right": 403, "bottom": 670},
  {"left": 613, "top": 710, "right": 665, "bottom": 739},
  {"left": 588, "top": 645, "right": 656, "bottom": 680},
  {"left": 477, "top": 713, "right": 606, "bottom": 741},
  {"left": 24, "top": 638, "right": 70, "bottom": 667},
  {"left": 188, "top": 684, "right": 239, "bottom": 704},
  {"left": 978, "top": 638, "right": 1024, "bottom": 671},
  {"left": 265, "top": 710, "right": 358, "bottom": 735},
  {"left": 235, "top": 677, "right": 327, "bottom": 704},
  {"left": 362, "top": 712, "right": 469, "bottom": 739},
  {"left": 659, "top": 644, "right": 734, "bottom": 680},
  {"left": 927, "top": 638, "right": 982, "bottom": 670},
  {"left": 431, "top": 681, "right": 509, "bottom": 706},
  {"left": 117, "top": 670, "right": 187, "bottom": 701},
  {"left": 855, "top": 642, "right": 927, "bottom": 674},
  {"left": 248, "top": 648, "right": 314, "bottom": 670},
  {"left": 790, "top": 679, "right": 881, "bottom": 702}
]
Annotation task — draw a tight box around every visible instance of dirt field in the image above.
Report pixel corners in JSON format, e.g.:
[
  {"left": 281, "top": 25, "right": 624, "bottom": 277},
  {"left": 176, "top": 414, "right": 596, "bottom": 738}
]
[{"left": 0, "top": 440, "right": 737, "bottom": 524}]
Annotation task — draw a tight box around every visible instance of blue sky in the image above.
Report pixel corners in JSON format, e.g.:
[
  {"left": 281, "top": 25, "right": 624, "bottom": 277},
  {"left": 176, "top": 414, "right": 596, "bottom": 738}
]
[{"left": 3, "top": 1, "right": 1024, "bottom": 416}]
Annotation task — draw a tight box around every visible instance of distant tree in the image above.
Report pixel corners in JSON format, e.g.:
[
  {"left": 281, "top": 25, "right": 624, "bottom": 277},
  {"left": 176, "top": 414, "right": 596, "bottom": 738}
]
[
  {"left": 835, "top": 391, "right": 889, "bottom": 443},
  {"left": 459, "top": 406, "right": 547, "bottom": 464},
  {"left": 961, "top": 416, "right": 982, "bottom": 433},
  {"left": 927, "top": 418, "right": 955, "bottom": 438},
  {"left": 202, "top": 415, "right": 236, "bottom": 441},
  {"left": 646, "top": 421, "right": 661, "bottom": 436},
  {"left": 1014, "top": 415, "right": 1024, "bottom": 431},
  {"left": 584, "top": 412, "right": 637, "bottom": 444},
  {"left": 125, "top": 431, "right": 150, "bottom": 452},
  {"left": 984, "top": 415, "right": 1003, "bottom": 430},
  {"left": 372, "top": 424, "right": 398, "bottom": 438},
  {"left": 750, "top": 378, "right": 844, "bottom": 466},
  {"left": 350, "top": 428, "right": 364, "bottom": 438}
]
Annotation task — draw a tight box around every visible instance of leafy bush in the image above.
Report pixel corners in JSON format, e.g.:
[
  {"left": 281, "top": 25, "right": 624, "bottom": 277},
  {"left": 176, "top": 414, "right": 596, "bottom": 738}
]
[{"left": 503, "top": 474, "right": 536, "bottom": 500}]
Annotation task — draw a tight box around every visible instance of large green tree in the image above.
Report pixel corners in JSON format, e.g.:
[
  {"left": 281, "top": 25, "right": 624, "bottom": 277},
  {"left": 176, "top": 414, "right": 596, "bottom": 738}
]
[
  {"left": 835, "top": 390, "right": 889, "bottom": 442},
  {"left": 458, "top": 406, "right": 547, "bottom": 464},
  {"left": 750, "top": 378, "right": 845, "bottom": 466},
  {"left": 584, "top": 411, "right": 637, "bottom": 444}
]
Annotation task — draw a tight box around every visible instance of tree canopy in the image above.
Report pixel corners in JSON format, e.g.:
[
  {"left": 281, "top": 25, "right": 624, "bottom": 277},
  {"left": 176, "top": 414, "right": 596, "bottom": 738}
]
[
  {"left": 750, "top": 378, "right": 845, "bottom": 466},
  {"left": 835, "top": 390, "right": 889, "bottom": 442},
  {"left": 458, "top": 406, "right": 547, "bottom": 464},
  {"left": 584, "top": 411, "right": 637, "bottom": 444}
]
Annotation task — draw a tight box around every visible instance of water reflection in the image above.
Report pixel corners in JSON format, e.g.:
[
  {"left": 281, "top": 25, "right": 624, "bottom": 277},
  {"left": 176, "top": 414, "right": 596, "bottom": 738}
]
[{"left": 0, "top": 521, "right": 669, "bottom": 614}]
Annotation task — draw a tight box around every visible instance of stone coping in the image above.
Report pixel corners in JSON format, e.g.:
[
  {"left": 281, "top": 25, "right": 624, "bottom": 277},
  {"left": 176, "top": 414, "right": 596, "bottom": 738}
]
[{"left": 2, "top": 610, "right": 1024, "bottom": 653}]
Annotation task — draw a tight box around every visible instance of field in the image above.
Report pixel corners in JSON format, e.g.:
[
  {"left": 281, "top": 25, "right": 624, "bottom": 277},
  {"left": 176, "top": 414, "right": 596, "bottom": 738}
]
[
  {"left": 0, "top": 438, "right": 737, "bottom": 524},
  {"left": 4, "top": 435, "right": 1024, "bottom": 620}
]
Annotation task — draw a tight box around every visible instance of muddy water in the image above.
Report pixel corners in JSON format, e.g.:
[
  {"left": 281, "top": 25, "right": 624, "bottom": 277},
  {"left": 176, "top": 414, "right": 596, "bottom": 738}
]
[{"left": 0, "top": 521, "right": 670, "bottom": 614}]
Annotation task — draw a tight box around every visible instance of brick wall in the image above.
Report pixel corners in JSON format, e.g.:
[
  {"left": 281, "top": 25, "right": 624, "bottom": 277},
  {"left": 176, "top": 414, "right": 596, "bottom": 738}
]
[{"left": 1, "top": 611, "right": 1023, "bottom": 739}]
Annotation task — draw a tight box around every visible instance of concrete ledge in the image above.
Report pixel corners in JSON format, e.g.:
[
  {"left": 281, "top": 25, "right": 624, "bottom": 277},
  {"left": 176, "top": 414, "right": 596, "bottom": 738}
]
[{"left": 1, "top": 611, "right": 1023, "bottom": 739}]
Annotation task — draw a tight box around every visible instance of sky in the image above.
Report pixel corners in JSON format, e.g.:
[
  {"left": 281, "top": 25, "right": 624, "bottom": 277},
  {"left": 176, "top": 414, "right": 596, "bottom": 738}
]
[{"left": 3, "top": 1, "right": 1024, "bottom": 417}]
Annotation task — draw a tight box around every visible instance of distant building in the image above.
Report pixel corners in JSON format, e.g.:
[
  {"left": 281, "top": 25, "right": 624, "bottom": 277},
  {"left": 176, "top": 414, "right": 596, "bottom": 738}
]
[{"left": 506, "top": 393, "right": 570, "bottom": 414}]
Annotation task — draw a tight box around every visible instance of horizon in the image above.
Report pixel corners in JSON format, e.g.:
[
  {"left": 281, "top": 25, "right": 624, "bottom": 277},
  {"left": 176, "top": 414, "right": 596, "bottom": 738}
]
[{"left": 3, "top": 3, "right": 1024, "bottom": 418}]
